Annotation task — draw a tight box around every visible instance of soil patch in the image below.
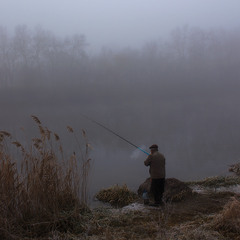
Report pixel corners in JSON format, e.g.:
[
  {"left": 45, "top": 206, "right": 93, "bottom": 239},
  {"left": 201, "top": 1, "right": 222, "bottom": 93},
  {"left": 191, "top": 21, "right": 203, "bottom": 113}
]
[
  {"left": 167, "top": 191, "right": 235, "bottom": 225},
  {"left": 81, "top": 191, "right": 239, "bottom": 240}
]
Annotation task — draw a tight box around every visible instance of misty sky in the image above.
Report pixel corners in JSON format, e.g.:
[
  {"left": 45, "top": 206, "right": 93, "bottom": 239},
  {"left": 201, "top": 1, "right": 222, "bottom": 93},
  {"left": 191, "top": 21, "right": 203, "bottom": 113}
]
[
  {"left": 0, "top": 0, "right": 240, "bottom": 51},
  {"left": 1, "top": 0, "right": 240, "bottom": 191}
]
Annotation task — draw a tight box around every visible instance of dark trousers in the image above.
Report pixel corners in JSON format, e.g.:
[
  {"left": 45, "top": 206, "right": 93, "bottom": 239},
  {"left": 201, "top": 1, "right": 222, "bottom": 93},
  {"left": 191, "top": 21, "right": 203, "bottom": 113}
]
[{"left": 151, "top": 178, "right": 165, "bottom": 204}]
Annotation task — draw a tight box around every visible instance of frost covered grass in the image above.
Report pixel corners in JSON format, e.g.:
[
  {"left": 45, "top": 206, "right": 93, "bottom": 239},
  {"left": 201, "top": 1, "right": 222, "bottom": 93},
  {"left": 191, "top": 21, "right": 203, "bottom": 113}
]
[{"left": 187, "top": 175, "right": 240, "bottom": 189}]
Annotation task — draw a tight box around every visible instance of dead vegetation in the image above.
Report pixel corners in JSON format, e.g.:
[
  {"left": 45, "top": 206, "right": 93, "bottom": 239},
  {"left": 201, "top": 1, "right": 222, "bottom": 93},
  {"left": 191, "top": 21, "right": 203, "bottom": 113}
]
[
  {"left": 229, "top": 163, "right": 240, "bottom": 176},
  {"left": 90, "top": 178, "right": 240, "bottom": 240},
  {"left": 84, "top": 191, "right": 239, "bottom": 240},
  {"left": 88, "top": 177, "right": 240, "bottom": 240},
  {"left": 212, "top": 197, "right": 240, "bottom": 237},
  {"left": 95, "top": 184, "right": 138, "bottom": 207},
  {"left": 1, "top": 118, "right": 240, "bottom": 239},
  {"left": 187, "top": 175, "right": 240, "bottom": 189},
  {"left": 0, "top": 116, "right": 91, "bottom": 239}
]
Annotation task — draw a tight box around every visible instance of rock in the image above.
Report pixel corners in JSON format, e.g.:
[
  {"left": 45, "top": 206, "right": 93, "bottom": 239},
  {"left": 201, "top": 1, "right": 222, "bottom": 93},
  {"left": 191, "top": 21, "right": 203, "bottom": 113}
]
[{"left": 138, "top": 178, "right": 193, "bottom": 202}]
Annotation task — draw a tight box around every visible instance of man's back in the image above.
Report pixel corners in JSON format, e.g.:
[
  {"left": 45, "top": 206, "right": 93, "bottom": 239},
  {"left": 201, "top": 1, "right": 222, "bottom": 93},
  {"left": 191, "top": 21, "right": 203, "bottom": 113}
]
[{"left": 144, "top": 151, "right": 165, "bottom": 179}]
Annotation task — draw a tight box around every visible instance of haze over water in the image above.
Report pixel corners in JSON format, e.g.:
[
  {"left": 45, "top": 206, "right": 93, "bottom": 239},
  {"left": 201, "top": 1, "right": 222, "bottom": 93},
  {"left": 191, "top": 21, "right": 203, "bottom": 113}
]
[{"left": 1, "top": 0, "right": 240, "bottom": 195}]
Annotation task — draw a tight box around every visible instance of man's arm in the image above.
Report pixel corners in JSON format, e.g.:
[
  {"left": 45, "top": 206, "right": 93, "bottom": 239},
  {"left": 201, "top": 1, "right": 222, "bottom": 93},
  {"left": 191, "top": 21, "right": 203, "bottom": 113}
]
[{"left": 144, "top": 155, "right": 152, "bottom": 166}]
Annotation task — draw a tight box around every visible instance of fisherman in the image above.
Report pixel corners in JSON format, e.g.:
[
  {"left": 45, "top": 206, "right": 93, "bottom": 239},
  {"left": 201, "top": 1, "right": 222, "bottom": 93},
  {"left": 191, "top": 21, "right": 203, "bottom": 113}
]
[{"left": 144, "top": 144, "right": 165, "bottom": 206}]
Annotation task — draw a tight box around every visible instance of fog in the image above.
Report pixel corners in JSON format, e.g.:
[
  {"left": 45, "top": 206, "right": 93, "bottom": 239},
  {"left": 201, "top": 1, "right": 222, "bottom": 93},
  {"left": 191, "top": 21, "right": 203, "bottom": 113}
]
[
  {"left": 1, "top": 1, "right": 240, "bottom": 195},
  {"left": 1, "top": 0, "right": 240, "bottom": 52}
]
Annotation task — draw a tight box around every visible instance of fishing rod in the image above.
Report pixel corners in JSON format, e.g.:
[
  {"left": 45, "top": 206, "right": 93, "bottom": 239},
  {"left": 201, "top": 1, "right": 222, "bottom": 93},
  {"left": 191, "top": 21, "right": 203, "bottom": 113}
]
[{"left": 82, "top": 114, "right": 149, "bottom": 156}]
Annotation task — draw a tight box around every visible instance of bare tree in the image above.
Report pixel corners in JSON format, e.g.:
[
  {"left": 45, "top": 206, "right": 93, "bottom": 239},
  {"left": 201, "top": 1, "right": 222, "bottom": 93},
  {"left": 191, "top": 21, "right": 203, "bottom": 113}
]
[{"left": 0, "top": 26, "right": 11, "bottom": 87}]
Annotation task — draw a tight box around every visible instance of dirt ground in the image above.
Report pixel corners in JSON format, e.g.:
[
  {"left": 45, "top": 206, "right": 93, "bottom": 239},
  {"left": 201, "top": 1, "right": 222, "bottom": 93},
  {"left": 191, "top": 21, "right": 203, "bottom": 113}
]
[
  {"left": 84, "top": 191, "right": 239, "bottom": 240},
  {"left": 168, "top": 191, "right": 235, "bottom": 223}
]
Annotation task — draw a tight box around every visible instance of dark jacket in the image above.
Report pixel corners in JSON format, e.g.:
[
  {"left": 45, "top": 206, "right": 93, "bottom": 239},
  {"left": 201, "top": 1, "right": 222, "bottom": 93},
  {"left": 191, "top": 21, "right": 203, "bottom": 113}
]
[{"left": 144, "top": 151, "right": 165, "bottom": 179}]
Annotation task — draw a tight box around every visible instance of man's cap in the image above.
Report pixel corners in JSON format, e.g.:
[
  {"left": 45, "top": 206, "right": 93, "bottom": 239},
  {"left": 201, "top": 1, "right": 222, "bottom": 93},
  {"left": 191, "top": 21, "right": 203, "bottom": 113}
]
[{"left": 149, "top": 144, "right": 158, "bottom": 149}]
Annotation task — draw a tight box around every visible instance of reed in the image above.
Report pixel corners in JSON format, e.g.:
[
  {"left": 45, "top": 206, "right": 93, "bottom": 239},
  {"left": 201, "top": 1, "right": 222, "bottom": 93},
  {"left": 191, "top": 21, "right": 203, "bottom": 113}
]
[{"left": 0, "top": 116, "right": 91, "bottom": 239}]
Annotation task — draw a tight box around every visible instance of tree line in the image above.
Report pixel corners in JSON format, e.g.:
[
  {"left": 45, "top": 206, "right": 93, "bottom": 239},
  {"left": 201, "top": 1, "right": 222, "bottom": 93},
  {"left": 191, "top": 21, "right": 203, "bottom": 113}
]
[
  {"left": 1, "top": 25, "right": 240, "bottom": 179},
  {"left": 0, "top": 25, "right": 240, "bottom": 88}
]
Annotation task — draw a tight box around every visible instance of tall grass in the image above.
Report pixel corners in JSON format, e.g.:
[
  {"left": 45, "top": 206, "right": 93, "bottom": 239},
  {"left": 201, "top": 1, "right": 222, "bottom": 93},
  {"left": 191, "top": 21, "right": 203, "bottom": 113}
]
[{"left": 0, "top": 116, "right": 91, "bottom": 239}]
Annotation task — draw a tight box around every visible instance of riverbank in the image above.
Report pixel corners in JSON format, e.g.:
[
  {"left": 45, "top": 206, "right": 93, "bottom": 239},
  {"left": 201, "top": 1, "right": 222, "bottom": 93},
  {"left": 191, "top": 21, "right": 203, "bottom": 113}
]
[
  {"left": 84, "top": 191, "right": 239, "bottom": 240},
  {"left": 47, "top": 179, "right": 240, "bottom": 240}
]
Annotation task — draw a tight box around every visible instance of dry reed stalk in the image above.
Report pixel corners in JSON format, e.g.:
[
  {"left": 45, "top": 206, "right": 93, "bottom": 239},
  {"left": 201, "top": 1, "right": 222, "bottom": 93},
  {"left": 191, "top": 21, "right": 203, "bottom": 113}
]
[
  {"left": 0, "top": 133, "right": 4, "bottom": 142},
  {"left": 80, "top": 130, "right": 92, "bottom": 205},
  {"left": 54, "top": 133, "right": 60, "bottom": 141},
  {"left": 81, "top": 158, "right": 91, "bottom": 205},
  {"left": 31, "top": 115, "right": 41, "bottom": 125},
  {"left": 45, "top": 127, "right": 52, "bottom": 141},
  {"left": 67, "top": 126, "right": 74, "bottom": 133},
  {"left": 0, "top": 116, "right": 92, "bottom": 239},
  {"left": 12, "top": 141, "right": 22, "bottom": 148},
  {"left": 66, "top": 126, "right": 84, "bottom": 161},
  {"left": 0, "top": 131, "right": 12, "bottom": 138},
  {"left": 0, "top": 132, "right": 12, "bottom": 152},
  {"left": 66, "top": 126, "right": 92, "bottom": 205}
]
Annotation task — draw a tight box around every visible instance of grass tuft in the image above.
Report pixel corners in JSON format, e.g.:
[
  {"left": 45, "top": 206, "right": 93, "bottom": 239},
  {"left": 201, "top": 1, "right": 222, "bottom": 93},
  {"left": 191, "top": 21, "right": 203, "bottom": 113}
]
[
  {"left": 212, "top": 197, "right": 240, "bottom": 234},
  {"left": 95, "top": 184, "right": 138, "bottom": 207}
]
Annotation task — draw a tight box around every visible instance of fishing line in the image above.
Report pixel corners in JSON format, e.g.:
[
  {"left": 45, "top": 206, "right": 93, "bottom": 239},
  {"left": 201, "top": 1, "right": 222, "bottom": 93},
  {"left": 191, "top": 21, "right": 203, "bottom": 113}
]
[{"left": 82, "top": 114, "right": 149, "bottom": 155}]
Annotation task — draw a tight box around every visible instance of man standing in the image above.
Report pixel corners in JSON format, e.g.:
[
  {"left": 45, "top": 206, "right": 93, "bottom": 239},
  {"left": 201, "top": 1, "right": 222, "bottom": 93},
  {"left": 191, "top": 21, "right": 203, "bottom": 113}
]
[{"left": 144, "top": 144, "right": 165, "bottom": 206}]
